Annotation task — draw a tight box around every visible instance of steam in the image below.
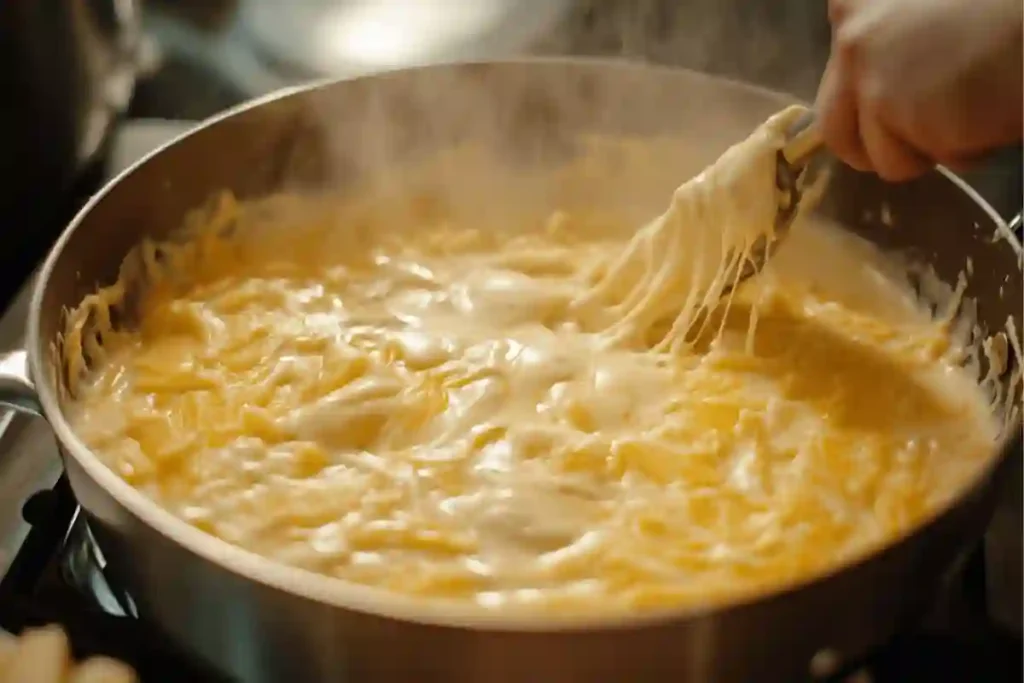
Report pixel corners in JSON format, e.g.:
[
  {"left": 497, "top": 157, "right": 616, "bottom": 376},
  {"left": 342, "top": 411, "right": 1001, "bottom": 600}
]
[
  {"left": 244, "top": 0, "right": 836, "bottom": 226},
  {"left": 533, "top": 0, "right": 832, "bottom": 100},
  {"left": 288, "top": 56, "right": 804, "bottom": 254},
  {"left": 262, "top": 0, "right": 835, "bottom": 230}
]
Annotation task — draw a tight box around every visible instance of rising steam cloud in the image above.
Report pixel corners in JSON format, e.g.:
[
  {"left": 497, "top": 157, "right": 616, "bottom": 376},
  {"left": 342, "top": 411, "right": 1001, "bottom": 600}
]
[
  {"left": 273, "top": 0, "right": 834, "bottom": 243},
  {"left": 534, "top": 0, "right": 832, "bottom": 99}
]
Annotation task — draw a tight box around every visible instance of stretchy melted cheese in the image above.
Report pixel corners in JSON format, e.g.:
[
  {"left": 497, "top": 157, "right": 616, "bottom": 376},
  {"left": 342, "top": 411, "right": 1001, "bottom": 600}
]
[{"left": 65, "top": 107, "right": 997, "bottom": 614}]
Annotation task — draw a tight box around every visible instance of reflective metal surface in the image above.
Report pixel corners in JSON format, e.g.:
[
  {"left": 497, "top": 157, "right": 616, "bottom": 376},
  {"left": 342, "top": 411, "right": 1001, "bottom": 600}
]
[
  {"left": 143, "top": 0, "right": 572, "bottom": 100},
  {"left": 240, "top": 0, "right": 573, "bottom": 76},
  {"left": 141, "top": 0, "right": 833, "bottom": 103},
  {"left": 0, "top": 61, "right": 1019, "bottom": 683},
  {"left": 61, "top": 507, "right": 138, "bottom": 618}
]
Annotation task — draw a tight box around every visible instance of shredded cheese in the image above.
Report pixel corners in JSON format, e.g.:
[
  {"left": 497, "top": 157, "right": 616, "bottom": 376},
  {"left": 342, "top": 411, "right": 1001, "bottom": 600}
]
[{"left": 63, "top": 106, "right": 998, "bottom": 615}]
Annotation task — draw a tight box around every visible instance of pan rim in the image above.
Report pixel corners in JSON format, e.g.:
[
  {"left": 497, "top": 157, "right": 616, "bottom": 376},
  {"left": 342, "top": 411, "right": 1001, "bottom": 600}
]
[{"left": 28, "top": 56, "right": 1024, "bottom": 632}]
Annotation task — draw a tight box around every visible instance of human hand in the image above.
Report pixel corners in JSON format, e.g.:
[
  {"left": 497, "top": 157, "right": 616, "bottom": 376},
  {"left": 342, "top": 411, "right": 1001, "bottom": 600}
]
[{"left": 816, "top": 0, "right": 1023, "bottom": 181}]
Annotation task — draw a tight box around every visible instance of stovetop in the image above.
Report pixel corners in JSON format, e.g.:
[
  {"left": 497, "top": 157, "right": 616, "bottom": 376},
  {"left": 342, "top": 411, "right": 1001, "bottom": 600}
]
[
  {"left": 0, "top": 478, "right": 223, "bottom": 681},
  {"left": 0, "top": 120, "right": 1019, "bottom": 681}
]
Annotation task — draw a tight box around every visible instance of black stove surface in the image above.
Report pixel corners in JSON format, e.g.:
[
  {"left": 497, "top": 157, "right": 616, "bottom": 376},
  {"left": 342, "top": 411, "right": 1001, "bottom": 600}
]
[
  {"left": 0, "top": 478, "right": 224, "bottom": 682},
  {"left": 0, "top": 477, "right": 1019, "bottom": 683}
]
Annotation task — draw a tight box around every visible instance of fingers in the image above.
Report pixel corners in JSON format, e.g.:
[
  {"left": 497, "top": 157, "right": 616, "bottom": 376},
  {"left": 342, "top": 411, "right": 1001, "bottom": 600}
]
[
  {"left": 858, "top": 101, "right": 932, "bottom": 181},
  {"left": 821, "top": 0, "right": 1018, "bottom": 182},
  {"left": 817, "top": 18, "right": 933, "bottom": 182},
  {"left": 816, "top": 52, "right": 871, "bottom": 172}
]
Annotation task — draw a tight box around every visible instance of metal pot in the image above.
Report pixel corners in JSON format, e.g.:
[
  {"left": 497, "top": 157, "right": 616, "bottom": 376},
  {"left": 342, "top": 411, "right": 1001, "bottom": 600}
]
[{"left": 0, "top": 60, "right": 1020, "bottom": 683}]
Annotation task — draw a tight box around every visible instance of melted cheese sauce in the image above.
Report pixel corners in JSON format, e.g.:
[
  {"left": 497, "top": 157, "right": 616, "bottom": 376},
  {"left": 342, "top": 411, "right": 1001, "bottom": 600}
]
[{"left": 65, "top": 108, "right": 997, "bottom": 614}]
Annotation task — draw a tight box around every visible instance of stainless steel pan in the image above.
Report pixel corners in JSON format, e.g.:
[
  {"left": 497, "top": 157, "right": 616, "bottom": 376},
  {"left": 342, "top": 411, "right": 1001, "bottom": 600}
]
[{"left": 0, "top": 60, "right": 1020, "bottom": 683}]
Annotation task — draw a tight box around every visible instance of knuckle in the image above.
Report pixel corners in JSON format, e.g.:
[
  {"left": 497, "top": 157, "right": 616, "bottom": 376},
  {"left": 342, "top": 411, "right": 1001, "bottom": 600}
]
[{"left": 833, "top": 26, "right": 861, "bottom": 59}]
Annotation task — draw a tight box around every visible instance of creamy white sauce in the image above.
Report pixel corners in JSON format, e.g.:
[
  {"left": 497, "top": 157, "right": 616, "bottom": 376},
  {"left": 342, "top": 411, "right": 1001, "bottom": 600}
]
[{"left": 60, "top": 107, "right": 1002, "bottom": 614}]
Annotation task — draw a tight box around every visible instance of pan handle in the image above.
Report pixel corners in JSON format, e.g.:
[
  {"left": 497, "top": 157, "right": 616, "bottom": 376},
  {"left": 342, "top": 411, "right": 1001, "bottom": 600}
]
[{"left": 0, "top": 349, "right": 44, "bottom": 417}]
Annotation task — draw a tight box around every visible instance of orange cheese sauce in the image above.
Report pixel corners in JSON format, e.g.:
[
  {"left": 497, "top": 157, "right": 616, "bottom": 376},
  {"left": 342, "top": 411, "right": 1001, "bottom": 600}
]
[{"left": 64, "top": 109, "right": 997, "bottom": 614}]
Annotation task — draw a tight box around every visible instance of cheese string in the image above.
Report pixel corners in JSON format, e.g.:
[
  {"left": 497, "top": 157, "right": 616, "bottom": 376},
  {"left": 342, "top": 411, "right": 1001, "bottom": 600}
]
[{"left": 573, "top": 105, "right": 805, "bottom": 351}]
